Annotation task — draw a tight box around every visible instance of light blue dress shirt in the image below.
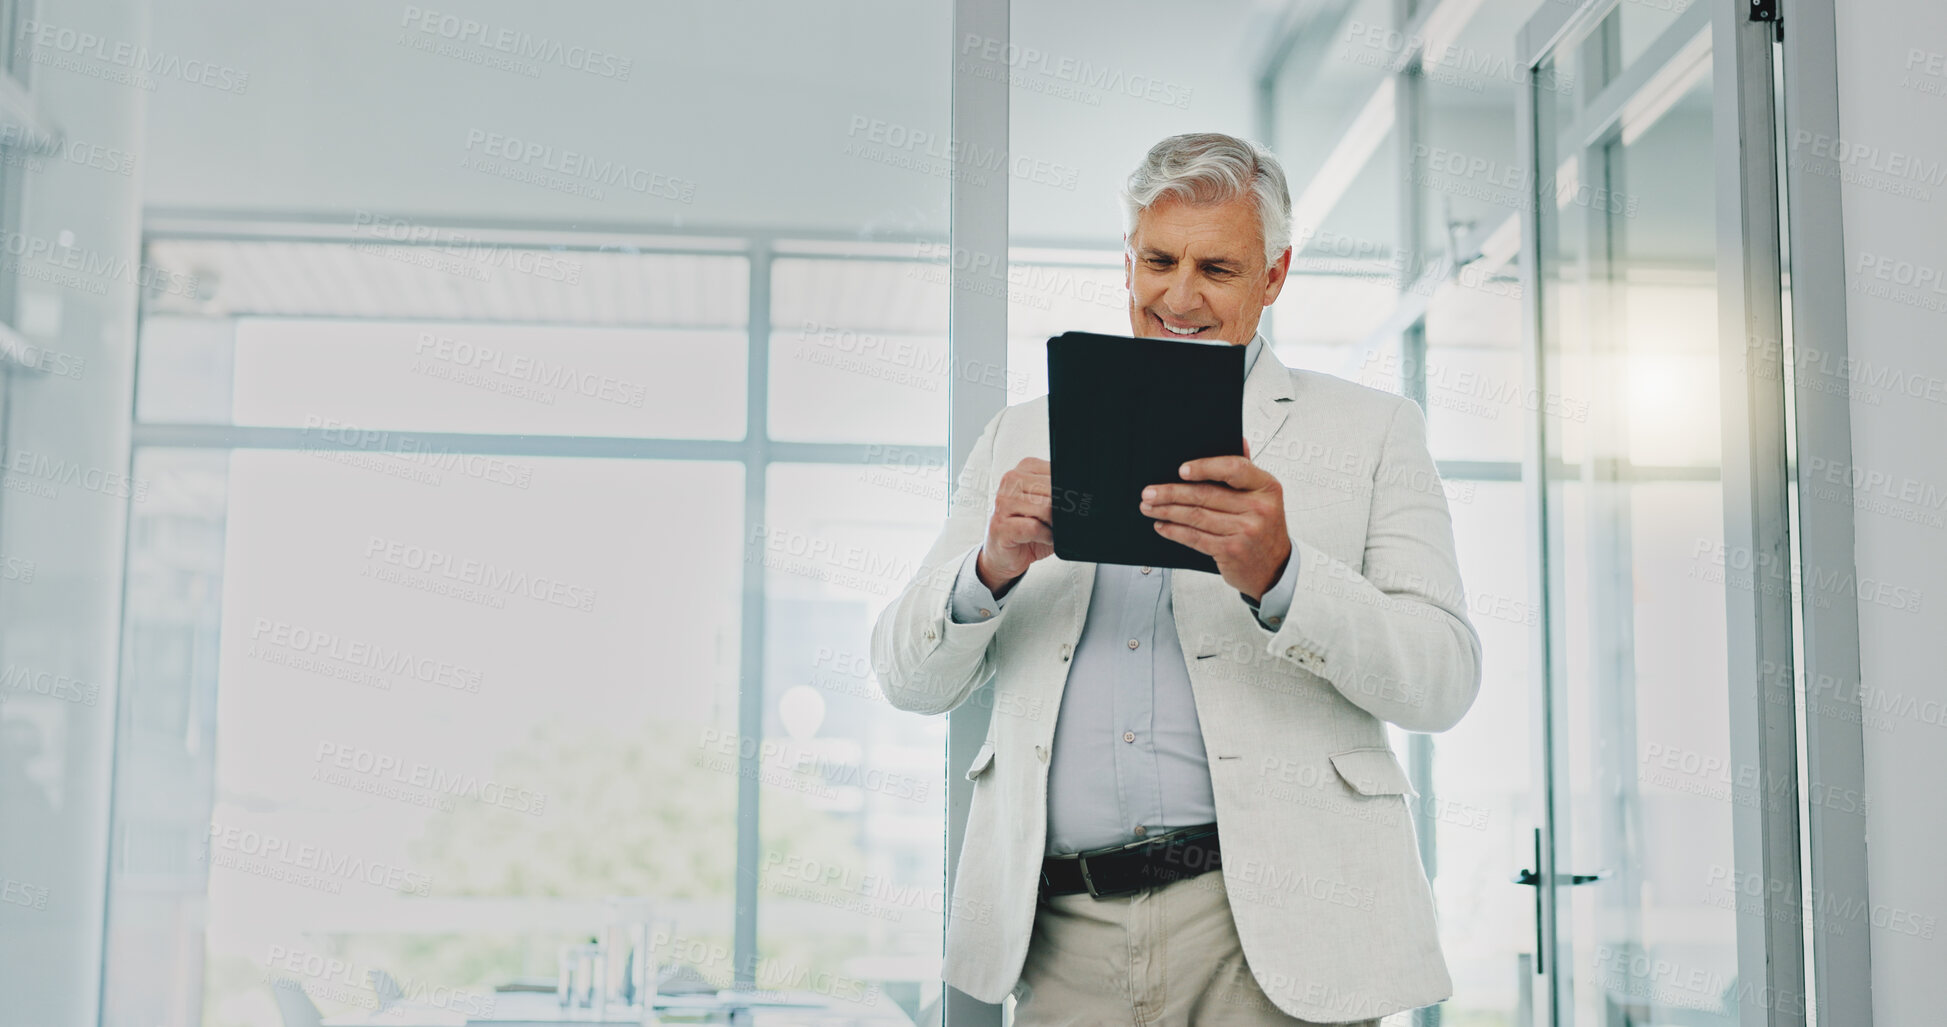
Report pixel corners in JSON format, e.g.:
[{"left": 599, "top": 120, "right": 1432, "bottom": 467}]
[{"left": 946, "top": 334, "right": 1302, "bottom": 854}]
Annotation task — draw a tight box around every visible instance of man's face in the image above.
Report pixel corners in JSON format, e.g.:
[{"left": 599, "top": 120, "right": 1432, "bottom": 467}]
[{"left": 1125, "top": 191, "right": 1290, "bottom": 348}]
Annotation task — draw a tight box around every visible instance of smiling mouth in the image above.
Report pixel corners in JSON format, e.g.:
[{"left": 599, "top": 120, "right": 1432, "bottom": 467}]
[{"left": 1153, "top": 313, "right": 1214, "bottom": 337}]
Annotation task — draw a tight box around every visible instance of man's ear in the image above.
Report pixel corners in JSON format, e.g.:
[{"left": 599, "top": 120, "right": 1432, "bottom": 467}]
[
  {"left": 1122, "top": 235, "right": 1134, "bottom": 290},
  {"left": 1261, "top": 246, "right": 1292, "bottom": 306}
]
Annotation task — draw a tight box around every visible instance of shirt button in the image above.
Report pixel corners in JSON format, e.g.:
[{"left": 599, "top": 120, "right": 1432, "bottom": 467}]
[
  {"left": 1133, "top": 825, "right": 1147, "bottom": 837},
  {"left": 978, "top": 608, "right": 992, "bottom": 618},
  {"left": 1035, "top": 745, "right": 1049, "bottom": 763},
  {"left": 1140, "top": 566, "right": 1153, "bottom": 575},
  {"left": 1123, "top": 731, "right": 1136, "bottom": 743},
  {"left": 1127, "top": 638, "right": 1140, "bottom": 650},
  {"left": 1267, "top": 615, "right": 1282, "bottom": 625}
]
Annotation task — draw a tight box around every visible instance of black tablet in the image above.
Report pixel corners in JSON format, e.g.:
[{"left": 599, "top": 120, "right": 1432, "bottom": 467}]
[{"left": 1045, "top": 331, "right": 1246, "bottom": 574}]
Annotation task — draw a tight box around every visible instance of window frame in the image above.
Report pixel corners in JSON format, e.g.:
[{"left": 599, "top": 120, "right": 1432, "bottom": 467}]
[{"left": 110, "top": 220, "right": 957, "bottom": 1004}]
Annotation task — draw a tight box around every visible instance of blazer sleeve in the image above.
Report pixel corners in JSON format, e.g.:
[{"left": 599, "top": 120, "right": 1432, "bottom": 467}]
[
  {"left": 871, "top": 406, "right": 1011, "bottom": 715},
  {"left": 1262, "top": 396, "right": 1482, "bottom": 732}
]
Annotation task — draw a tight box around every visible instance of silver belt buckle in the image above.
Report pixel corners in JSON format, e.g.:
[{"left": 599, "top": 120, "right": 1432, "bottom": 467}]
[
  {"left": 1069, "top": 828, "right": 1210, "bottom": 899},
  {"left": 1076, "top": 843, "right": 1149, "bottom": 899},
  {"left": 1076, "top": 854, "right": 1104, "bottom": 899}
]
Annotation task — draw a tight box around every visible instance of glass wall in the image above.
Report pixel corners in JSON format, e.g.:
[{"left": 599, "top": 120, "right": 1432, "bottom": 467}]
[
  {"left": 1533, "top": 6, "right": 1738, "bottom": 1021},
  {"left": 108, "top": 234, "right": 966, "bottom": 1025},
  {"left": 1267, "top": 2, "right": 1547, "bottom": 1023},
  {"left": 76, "top": 3, "right": 956, "bottom": 1025}
]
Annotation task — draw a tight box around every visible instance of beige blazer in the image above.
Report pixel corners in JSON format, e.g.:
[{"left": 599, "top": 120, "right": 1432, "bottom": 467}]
[{"left": 870, "top": 344, "right": 1482, "bottom": 1022}]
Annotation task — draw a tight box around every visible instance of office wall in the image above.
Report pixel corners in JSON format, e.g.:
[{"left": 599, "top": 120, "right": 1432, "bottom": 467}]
[
  {"left": 1004, "top": 1, "right": 1259, "bottom": 246},
  {"left": 141, "top": 0, "right": 1258, "bottom": 244},
  {"left": 0, "top": 0, "right": 152, "bottom": 1025},
  {"left": 141, "top": 0, "right": 955, "bottom": 233},
  {"left": 1833, "top": 2, "right": 1947, "bottom": 1021}
]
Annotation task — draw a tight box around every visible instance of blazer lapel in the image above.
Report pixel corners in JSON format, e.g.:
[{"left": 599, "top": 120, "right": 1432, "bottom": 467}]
[{"left": 1243, "top": 338, "right": 1294, "bottom": 454}]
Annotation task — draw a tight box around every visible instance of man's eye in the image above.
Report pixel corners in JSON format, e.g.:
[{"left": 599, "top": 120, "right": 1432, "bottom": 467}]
[{"left": 1145, "top": 258, "right": 1172, "bottom": 269}]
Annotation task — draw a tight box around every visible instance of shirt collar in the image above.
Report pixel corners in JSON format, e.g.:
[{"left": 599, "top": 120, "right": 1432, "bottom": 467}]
[{"left": 1244, "top": 332, "right": 1264, "bottom": 375}]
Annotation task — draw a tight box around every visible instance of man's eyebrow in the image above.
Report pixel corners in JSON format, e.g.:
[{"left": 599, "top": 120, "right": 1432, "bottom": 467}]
[{"left": 1136, "top": 247, "right": 1249, "bottom": 271}]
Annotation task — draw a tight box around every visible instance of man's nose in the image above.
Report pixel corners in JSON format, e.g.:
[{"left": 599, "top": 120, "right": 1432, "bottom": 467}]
[{"left": 1161, "top": 267, "right": 1202, "bottom": 316}]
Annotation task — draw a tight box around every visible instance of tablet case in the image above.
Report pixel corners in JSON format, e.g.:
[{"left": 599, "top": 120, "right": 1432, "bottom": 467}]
[{"left": 1045, "top": 331, "right": 1245, "bottom": 574}]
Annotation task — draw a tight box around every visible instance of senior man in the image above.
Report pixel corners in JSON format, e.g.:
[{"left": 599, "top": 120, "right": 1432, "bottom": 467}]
[{"left": 872, "top": 133, "right": 1480, "bottom": 1025}]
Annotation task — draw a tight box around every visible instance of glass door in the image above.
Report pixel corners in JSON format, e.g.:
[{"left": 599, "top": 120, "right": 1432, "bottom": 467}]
[{"left": 1521, "top": 2, "right": 1796, "bottom": 1023}]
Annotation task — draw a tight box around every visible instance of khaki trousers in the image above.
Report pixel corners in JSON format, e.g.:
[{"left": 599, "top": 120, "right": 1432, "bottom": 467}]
[{"left": 1010, "top": 870, "right": 1382, "bottom": 1027}]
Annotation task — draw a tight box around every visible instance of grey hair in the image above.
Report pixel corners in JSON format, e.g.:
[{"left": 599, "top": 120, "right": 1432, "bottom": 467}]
[{"left": 1121, "top": 132, "right": 1292, "bottom": 266}]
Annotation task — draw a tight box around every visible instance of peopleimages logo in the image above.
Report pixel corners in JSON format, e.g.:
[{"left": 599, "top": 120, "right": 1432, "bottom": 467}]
[
  {"left": 362, "top": 536, "right": 599, "bottom": 613},
  {"left": 301, "top": 416, "right": 535, "bottom": 490},
  {"left": 0, "top": 874, "right": 49, "bottom": 912},
  {"left": 0, "top": 663, "right": 100, "bottom": 706},
  {"left": 412, "top": 330, "right": 647, "bottom": 408},
  {"left": 1705, "top": 864, "right": 1937, "bottom": 940},
  {"left": 250, "top": 618, "right": 484, "bottom": 694},
  {"left": 0, "top": 553, "right": 35, "bottom": 584},
  {"left": 313, "top": 742, "right": 546, "bottom": 815},
  {"left": 0, "top": 123, "right": 136, "bottom": 176},
  {"left": 0, "top": 230, "right": 200, "bottom": 299},
  {"left": 204, "top": 823, "right": 432, "bottom": 896},
  {"left": 0, "top": 335, "right": 85, "bottom": 379},
  {"left": 843, "top": 116, "right": 1080, "bottom": 191},
  {"left": 957, "top": 34, "right": 1194, "bottom": 110},
  {"left": 14, "top": 19, "right": 249, "bottom": 93},
  {"left": 399, "top": 6, "right": 633, "bottom": 80},
  {"left": 1342, "top": 20, "right": 1575, "bottom": 94},
  {"left": 264, "top": 945, "right": 496, "bottom": 1018},
  {"left": 351, "top": 211, "right": 584, "bottom": 284},
  {"left": 461, "top": 129, "right": 696, "bottom": 203},
  {"left": 3, "top": 450, "right": 148, "bottom": 501}
]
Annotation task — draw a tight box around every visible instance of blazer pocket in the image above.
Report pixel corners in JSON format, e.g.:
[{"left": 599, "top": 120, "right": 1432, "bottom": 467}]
[
  {"left": 1328, "top": 746, "right": 1418, "bottom": 798},
  {"left": 964, "top": 741, "right": 997, "bottom": 781}
]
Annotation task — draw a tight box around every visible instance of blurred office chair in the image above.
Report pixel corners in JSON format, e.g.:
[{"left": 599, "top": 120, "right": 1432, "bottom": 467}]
[
  {"left": 270, "top": 977, "right": 326, "bottom": 1027},
  {"left": 369, "top": 968, "right": 404, "bottom": 1011}
]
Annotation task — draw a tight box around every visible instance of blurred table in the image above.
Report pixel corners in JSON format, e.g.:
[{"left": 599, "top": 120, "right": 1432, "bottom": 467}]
[{"left": 321, "top": 989, "right": 914, "bottom": 1027}]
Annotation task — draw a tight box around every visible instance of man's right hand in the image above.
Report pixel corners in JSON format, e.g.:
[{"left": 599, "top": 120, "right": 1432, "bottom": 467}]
[{"left": 977, "top": 457, "right": 1055, "bottom": 597}]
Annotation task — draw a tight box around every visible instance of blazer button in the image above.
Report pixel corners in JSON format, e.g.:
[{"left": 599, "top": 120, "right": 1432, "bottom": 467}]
[
  {"left": 1035, "top": 745, "right": 1048, "bottom": 763},
  {"left": 925, "top": 629, "right": 937, "bottom": 642}
]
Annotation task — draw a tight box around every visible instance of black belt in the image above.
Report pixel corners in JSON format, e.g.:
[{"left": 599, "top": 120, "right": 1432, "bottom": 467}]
[{"left": 1039, "top": 823, "right": 1222, "bottom": 900}]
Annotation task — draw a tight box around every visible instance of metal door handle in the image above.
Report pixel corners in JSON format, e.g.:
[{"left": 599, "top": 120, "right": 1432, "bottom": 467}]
[
  {"left": 1512, "top": 868, "right": 1608, "bottom": 886},
  {"left": 1510, "top": 829, "right": 1613, "bottom": 976}
]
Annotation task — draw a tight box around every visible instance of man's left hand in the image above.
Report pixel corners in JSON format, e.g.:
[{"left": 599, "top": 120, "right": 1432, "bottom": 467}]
[{"left": 1140, "top": 439, "right": 1290, "bottom": 601}]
